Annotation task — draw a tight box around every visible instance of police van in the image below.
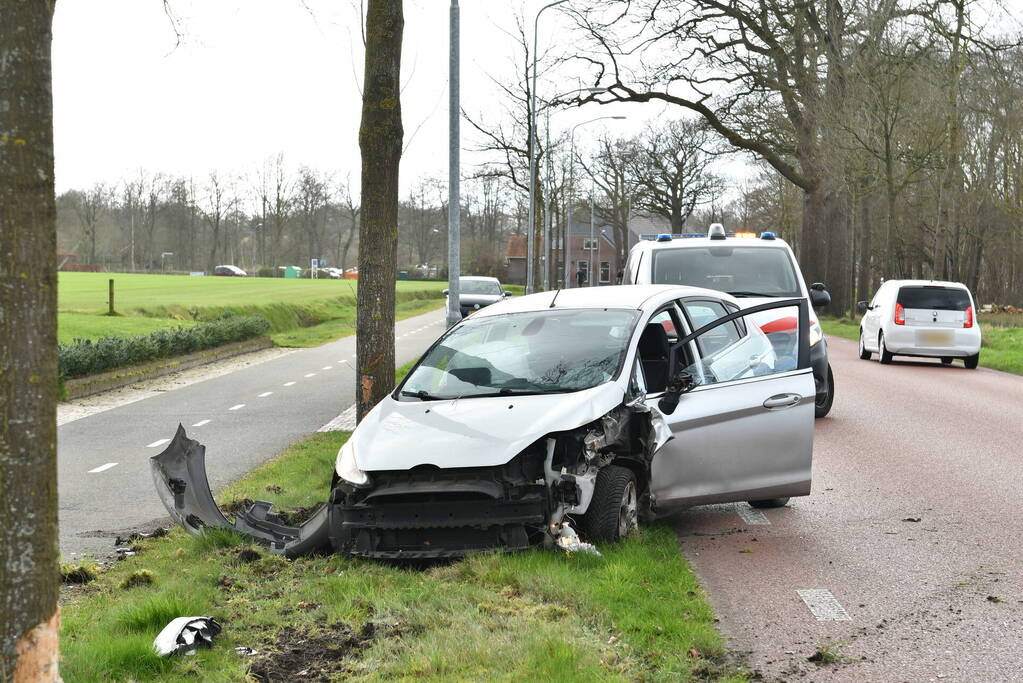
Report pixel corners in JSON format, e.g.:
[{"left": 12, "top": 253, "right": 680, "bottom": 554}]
[{"left": 622, "top": 224, "right": 835, "bottom": 418}]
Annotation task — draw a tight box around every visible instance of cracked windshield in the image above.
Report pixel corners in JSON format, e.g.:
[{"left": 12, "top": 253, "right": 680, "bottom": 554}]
[{"left": 400, "top": 309, "right": 639, "bottom": 400}]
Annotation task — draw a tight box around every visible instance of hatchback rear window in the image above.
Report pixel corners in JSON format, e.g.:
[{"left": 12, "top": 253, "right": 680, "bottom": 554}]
[{"left": 896, "top": 286, "right": 971, "bottom": 310}]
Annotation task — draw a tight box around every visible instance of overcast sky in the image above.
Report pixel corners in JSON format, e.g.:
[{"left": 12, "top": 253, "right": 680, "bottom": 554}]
[{"left": 51, "top": 0, "right": 659, "bottom": 195}]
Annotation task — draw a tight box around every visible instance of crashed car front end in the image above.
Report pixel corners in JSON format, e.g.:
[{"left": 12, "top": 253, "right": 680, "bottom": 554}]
[{"left": 151, "top": 305, "right": 671, "bottom": 559}]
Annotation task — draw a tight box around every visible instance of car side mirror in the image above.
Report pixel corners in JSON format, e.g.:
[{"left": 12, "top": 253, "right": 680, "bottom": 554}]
[
  {"left": 442, "top": 289, "right": 449, "bottom": 295},
  {"left": 857, "top": 300, "right": 869, "bottom": 314},
  {"left": 502, "top": 291, "right": 511, "bottom": 297},
  {"left": 657, "top": 371, "right": 696, "bottom": 416},
  {"left": 809, "top": 283, "right": 831, "bottom": 308}
]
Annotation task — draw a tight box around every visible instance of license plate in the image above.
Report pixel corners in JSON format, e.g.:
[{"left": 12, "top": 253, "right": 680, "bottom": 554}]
[{"left": 918, "top": 330, "right": 953, "bottom": 346}]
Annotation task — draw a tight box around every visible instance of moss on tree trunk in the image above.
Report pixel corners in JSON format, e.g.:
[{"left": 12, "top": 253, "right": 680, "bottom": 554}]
[{"left": 0, "top": 2, "right": 61, "bottom": 680}]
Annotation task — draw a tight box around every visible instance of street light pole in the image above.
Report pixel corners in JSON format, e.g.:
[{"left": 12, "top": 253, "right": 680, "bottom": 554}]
[
  {"left": 564, "top": 115, "right": 626, "bottom": 288},
  {"left": 527, "top": 0, "right": 568, "bottom": 294},
  {"left": 446, "top": 0, "right": 462, "bottom": 328}
]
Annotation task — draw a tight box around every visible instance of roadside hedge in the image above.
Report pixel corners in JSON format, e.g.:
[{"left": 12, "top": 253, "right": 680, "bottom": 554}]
[{"left": 59, "top": 314, "right": 270, "bottom": 379}]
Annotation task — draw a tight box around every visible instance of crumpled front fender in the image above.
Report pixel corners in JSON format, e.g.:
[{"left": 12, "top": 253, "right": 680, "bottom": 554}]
[
  {"left": 150, "top": 424, "right": 234, "bottom": 535},
  {"left": 150, "top": 424, "right": 331, "bottom": 557}
]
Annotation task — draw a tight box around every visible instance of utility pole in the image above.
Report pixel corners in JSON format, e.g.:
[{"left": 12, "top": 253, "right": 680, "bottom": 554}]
[
  {"left": 526, "top": 0, "right": 568, "bottom": 294},
  {"left": 446, "top": 0, "right": 461, "bottom": 327},
  {"left": 589, "top": 178, "right": 596, "bottom": 287}
]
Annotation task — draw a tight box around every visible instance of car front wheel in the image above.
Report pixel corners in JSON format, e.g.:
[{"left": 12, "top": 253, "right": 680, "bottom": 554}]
[
  {"left": 858, "top": 330, "right": 871, "bottom": 360},
  {"left": 580, "top": 465, "right": 638, "bottom": 544},
  {"left": 814, "top": 364, "right": 835, "bottom": 418},
  {"left": 879, "top": 333, "right": 894, "bottom": 364}
]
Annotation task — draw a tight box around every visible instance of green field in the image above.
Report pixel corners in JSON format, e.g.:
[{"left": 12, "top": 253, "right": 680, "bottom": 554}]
[
  {"left": 59, "top": 272, "right": 445, "bottom": 314},
  {"left": 820, "top": 316, "right": 1023, "bottom": 376},
  {"left": 60, "top": 426, "right": 741, "bottom": 682},
  {"left": 57, "top": 273, "right": 448, "bottom": 352}
]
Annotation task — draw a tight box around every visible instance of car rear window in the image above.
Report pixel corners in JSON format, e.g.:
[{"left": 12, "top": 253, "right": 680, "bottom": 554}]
[{"left": 896, "top": 286, "right": 971, "bottom": 310}]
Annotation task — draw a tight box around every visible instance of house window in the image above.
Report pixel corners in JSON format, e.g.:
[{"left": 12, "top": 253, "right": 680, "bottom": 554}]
[
  {"left": 575, "top": 260, "right": 589, "bottom": 284},
  {"left": 582, "top": 238, "right": 598, "bottom": 250},
  {"left": 599, "top": 261, "right": 611, "bottom": 283}
]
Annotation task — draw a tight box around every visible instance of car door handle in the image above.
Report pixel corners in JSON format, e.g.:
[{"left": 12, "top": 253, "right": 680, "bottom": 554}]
[{"left": 762, "top": 393, "right": 802, "bottom": 410}]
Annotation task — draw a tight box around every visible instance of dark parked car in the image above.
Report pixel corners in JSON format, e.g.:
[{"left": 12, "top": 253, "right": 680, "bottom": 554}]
[
  {"left": 444, "top": 276, "right": 510, "bottom": 317},
  {"left": 213, "top": 265, "right": 247, "bottom": 277}
]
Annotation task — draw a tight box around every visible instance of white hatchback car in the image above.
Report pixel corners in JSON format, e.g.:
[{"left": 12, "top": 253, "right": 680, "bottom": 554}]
[
  {"left": 153, "top": 285, "right": 817, "bottom": 559},
  {"left": 857, "top": 280, "right": 981, "bottom": 368}
]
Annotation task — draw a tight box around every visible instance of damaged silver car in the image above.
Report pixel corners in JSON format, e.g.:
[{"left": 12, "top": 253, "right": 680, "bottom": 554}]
[{"left": 152, "top": 285, "right": 816, "bottom": 559}]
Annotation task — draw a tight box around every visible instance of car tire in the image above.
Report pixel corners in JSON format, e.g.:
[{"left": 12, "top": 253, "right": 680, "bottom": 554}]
[
  {"left": 580, "top": 465, "right": 638, "bottom": 544},
  {"left": 964, "top": 353, "right": 980, "bottom": 369},
  {"left": 749, "top": 497, "right": 790, "bottom": 509},
  {"left": 878, "top": 333, "right": 894, "bottom": 364},
  {"left": 941, "top": 357, "right": 953, "bottom": 365},
  {"left": 858, "top": 331, "right": 871, "bottom": 360},
  {"left": 814, "top": 364, "right": 835, "bottom": 418}
]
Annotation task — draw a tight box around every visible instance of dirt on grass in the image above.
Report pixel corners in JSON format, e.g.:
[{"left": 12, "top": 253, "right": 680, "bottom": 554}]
[{"left": 247, "top": 621, "right": 377, "bottom": 682}]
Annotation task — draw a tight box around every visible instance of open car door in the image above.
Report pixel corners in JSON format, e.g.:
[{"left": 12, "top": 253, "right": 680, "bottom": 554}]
[{"left": 648, "top": 297, "right": 815, "bottom": 510}]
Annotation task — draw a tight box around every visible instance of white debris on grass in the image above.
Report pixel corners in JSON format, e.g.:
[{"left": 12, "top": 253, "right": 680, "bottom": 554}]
[{"left": 554, "top": 521, "right": 602, "bottom": 556}]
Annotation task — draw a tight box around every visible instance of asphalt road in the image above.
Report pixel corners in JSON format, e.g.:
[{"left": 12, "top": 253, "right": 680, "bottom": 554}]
[
  {"left": 671, "top": 336, "right": 1023, "bottom": 681},
  {"left": 58, "top": 308, "right": 447, "bottom": 559}
]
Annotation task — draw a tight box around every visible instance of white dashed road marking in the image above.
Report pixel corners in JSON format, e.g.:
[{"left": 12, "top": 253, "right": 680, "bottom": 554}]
[
  {"left": 258, "top": 392, "right": 273, "bottom": 398},
  {"left": 304, "top": 373, "right": 316, "bottom": 378},
  {"left": 146, "top": 438, "right": 170, "bottom": 449},
  {"left": 192, "top": 419, "right": 211, "bottom": 427},
  {"left": 229, "top": 404, "right": 245, "bottom": 411},
  {"left": 796, "top": 589, "right": 852, "bottom": 621},
  {"left": 322, "top": 366, "right": 333, "bottom": 370},
  {"left": 284, "top": 381, "right": 296, "bottom": 387},
  {"left": 736, "top": 503, "right": 771, "bottom": 525},
  {"left": 88, "top": 463, "right": 118, "bottom": 474}
]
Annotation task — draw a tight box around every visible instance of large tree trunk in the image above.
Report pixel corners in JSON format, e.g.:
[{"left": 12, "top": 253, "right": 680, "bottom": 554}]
[
  {"left": 357, "top": 0, "right": 403, "bottom": 422},
  {"left": 0, "top": 2, "right": 61, "bottom": 681}
]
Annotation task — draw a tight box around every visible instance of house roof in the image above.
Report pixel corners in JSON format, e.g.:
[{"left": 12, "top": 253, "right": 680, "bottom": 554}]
[{"left": 506, "top": 235, "right": 526, "bottom": 259}]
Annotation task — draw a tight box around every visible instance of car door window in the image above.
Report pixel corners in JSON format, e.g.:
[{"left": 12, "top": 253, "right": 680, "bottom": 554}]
[
  {"left": 637, "top": 307, "right": 685, "bottom": 393},
  {"left": 680, "top": 303, "right": 795, "bottom": 387},
  {"left": 682, "top": 301, "right": 742, "bottom": 357}
]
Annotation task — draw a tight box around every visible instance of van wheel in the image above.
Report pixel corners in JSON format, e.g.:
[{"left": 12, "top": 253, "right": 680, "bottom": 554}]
[
  {"left": 964, "top": 353, "right": 980, "bottom": 369},
  {"left": 941, "top": 357, "right": 953, "bottom": 365},
  {"left": 814, "top": 365, "right": 834, "bottom": 418},
  {"left": 858, "top": 331, "right": 871, "bottom": 360},
  {"left": 878, "top": 333, "right": 894, "bottom": 364},
  {"left": 580, "top": 466, "right": 638, "bottom": 544},
  {"left": 749, "top": 498, "right": 790, "bottom": 509}
]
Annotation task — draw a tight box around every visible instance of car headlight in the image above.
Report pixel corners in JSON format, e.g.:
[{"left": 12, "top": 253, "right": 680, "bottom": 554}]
[
  {"left": 335, "top": 440, "right": 369, "bottom": 486},
  {"left": 809, "top": 322, "right": 823, "bottom": 347}
]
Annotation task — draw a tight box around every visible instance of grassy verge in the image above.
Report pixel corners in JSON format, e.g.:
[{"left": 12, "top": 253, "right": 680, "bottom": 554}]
[
  {"left": 271, "top": 297, "right": 444, "bottom": 347},
  {"left": 59, "top": 312, "right": 195, "bottom": 345},
  {"left": 820, "top": 316, "right": 1023, "bottom": 375},
  {"left": 61, "top": 431, "right": 742, "bottom": 681}
]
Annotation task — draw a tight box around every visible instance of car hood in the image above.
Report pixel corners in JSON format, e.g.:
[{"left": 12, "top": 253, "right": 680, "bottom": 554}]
[
  {"left": 350, "top": 383, "right": 625, "bottom": 470},
  {"left": 457, "top": 294, "right": 503, "bottom": 306}
]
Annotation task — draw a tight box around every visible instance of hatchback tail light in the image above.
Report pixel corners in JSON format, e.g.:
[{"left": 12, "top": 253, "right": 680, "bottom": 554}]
[
  {"left": 964, "top": 305, "right": 974, "bottom": 328},
  {"left": 894, "top": 302, "right": 905, "bottom": 325}
]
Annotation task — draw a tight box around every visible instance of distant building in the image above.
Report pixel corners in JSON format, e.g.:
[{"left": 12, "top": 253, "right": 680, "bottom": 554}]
[{"left": 504, "top": 214, "right": 666, "bottom": 287}]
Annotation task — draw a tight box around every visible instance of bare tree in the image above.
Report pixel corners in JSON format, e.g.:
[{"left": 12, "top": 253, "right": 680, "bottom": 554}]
[
  {"left": 335, "top": 174, "right": 360, "bottom": 272},
  {"left": 629, "top": 119, "right": 724, "bottom": 233},
  {"left": 0, "top": 2, "right": 61, "bottom": 679},
  {"left": 200, "top": 171, "right": 235, "bottom": 272},
  {"left": 70, "top": 183, "right": 109, "bottom": 265},
  {"left": 295, "top": 166, "right": 330, "bottom": 263},
  {"left": 357, "top": 0, "right": 403, "bottom": 421}
]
